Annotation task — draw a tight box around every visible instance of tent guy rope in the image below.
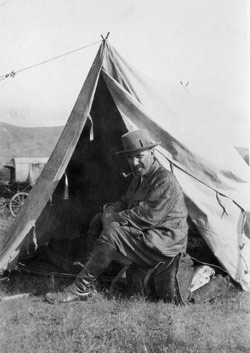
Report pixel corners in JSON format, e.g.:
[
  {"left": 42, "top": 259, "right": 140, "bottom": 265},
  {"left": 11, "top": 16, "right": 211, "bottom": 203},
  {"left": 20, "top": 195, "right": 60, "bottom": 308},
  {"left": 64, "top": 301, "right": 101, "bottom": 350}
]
[{"left": 0, "top": 39, "right": 102, "bottom": 82}]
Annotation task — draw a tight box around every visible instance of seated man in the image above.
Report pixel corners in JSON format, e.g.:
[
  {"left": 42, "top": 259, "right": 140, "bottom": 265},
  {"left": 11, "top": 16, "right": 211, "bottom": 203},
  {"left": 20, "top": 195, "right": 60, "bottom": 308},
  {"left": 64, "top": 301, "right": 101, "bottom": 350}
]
[{"left": 45, "top": 128, "right": 189, "bottom": 304}]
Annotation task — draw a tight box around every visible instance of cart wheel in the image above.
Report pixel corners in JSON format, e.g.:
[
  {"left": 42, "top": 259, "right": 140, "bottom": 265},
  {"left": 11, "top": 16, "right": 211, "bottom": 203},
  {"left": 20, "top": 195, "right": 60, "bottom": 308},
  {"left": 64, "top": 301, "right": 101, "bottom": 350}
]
[{"left": 9, "top": 192, "right": 29, "bottom": 217}]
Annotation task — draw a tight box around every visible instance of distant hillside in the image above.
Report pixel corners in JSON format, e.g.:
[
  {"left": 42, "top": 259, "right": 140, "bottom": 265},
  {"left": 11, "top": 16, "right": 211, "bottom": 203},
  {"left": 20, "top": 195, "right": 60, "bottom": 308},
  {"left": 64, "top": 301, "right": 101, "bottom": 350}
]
[
  {"left": 0, "top": 122, "right": 248, "bottom": 167},
  {"left": 0, "top": 122, "right": 63, "bottom": 164}
]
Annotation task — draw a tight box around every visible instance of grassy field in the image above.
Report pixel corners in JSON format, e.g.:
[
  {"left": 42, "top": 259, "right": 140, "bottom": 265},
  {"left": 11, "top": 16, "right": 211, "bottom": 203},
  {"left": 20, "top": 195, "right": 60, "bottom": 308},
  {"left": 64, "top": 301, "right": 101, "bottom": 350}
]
[{"left": 1, "top": 213, "right": 250, "bottom": 353}]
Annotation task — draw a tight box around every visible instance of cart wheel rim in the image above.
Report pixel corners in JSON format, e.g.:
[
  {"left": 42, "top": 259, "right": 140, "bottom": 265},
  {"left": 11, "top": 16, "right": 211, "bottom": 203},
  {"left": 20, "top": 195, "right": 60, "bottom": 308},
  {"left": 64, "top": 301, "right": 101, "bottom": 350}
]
[{"left": 10, "top": 192, "right": 29, "bottom": 217}]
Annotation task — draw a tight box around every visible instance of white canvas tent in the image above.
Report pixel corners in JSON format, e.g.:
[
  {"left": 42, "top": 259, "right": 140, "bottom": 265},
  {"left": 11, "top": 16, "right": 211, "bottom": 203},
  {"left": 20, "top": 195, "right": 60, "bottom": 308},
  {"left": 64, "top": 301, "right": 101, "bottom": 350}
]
[{"left": 0, "top": 39, "right": 249, "bottom": 290}]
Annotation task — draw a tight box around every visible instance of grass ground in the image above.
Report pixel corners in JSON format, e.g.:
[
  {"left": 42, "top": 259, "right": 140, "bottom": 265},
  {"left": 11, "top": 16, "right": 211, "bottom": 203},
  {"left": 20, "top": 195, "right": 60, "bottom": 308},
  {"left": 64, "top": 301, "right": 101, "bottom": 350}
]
[{"left": 1, "top": 213, "right": 250, "bottom": 353}]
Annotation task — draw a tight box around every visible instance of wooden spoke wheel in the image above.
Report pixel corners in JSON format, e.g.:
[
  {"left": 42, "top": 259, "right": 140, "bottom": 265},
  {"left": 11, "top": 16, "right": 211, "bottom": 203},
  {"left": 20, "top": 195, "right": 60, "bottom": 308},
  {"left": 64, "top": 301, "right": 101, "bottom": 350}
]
[{"left": 9, "top": 192, "right": 29, "bottom": 217}]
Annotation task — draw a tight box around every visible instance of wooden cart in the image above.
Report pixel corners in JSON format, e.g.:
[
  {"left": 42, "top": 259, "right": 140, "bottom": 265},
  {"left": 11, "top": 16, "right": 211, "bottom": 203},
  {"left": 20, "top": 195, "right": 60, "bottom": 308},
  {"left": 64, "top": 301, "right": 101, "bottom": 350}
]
[{"left": 1, "top": 157, "right": 48, "bottom": 217}]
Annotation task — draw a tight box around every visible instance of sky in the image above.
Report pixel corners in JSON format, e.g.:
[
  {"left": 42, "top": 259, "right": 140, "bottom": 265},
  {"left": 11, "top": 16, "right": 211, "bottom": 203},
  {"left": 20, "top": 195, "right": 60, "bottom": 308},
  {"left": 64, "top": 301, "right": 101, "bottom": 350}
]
[{"left": 0, "top": 0, "right": 249, "bottom": 147}]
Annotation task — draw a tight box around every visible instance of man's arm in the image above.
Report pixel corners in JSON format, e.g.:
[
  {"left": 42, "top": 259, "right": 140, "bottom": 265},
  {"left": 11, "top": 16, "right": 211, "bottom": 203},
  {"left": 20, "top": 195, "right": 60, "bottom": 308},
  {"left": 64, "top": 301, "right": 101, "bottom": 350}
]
[
  {"left": 113, "top": 175, "right": 182, "bottom": 230},
  {"left": 101, "top": 185, "right": 132, "bottom": 229},
  {"left": 102, "top": 204, "right": 116, "bottom": 230}
]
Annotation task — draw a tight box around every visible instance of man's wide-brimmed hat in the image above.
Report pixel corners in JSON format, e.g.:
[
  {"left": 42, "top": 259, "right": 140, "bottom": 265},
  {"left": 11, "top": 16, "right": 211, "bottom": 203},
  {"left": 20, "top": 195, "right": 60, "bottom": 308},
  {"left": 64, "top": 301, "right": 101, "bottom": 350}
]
[{"left": 115, "top": 129, "right": 161, "bottom": 154}]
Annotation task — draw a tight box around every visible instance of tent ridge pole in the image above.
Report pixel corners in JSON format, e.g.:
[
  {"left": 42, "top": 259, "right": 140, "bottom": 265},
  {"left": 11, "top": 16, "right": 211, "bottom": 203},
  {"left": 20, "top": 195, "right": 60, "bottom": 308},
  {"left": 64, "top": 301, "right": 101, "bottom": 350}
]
[{"left": 101, "top": 32, "right": 110, "bottom": 41}]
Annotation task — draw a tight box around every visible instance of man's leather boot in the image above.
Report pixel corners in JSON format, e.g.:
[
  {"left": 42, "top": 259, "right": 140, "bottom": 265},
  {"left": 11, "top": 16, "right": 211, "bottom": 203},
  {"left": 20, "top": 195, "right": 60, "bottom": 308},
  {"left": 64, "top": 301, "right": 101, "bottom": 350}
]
[{"left": 45, "top": 242, "right": 116, "bottom": 304}]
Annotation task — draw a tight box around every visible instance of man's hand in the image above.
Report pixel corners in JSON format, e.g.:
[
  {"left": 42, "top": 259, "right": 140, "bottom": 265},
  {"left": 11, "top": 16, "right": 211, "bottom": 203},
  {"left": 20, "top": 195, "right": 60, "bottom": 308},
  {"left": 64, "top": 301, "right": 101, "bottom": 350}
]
[{"left": 102, "top": 205, "right": 116, "bottom": 230}]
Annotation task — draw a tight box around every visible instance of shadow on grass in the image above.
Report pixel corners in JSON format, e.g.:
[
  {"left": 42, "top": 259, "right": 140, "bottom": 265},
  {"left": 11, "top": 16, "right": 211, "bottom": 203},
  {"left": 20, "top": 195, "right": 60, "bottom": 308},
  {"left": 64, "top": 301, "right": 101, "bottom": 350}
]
[
  {"left": 0, "top": 269, "right": 134, "bottom": 303},
  {"left": 0, "top": 266, "right": 246, "bottom": 306},
  {"left": 0, "top": 271, "right": 73, "bottom": 298}
]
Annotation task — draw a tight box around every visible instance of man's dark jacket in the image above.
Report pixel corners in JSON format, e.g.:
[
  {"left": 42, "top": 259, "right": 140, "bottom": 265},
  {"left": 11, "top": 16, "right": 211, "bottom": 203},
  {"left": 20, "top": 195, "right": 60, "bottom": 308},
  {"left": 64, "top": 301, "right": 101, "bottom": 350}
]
[{"left": 111, "top": 159, "right": 189, "bottom": 258}]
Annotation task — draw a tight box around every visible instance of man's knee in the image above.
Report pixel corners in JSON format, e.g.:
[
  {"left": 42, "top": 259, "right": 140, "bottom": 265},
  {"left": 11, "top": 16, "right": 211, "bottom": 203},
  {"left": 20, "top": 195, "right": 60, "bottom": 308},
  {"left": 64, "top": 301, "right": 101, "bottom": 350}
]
[
  {"left": 98, "top": 222, "right": 121, "bottom": 246},
  {"left": 88, "top": 212, "right": 103, "bottom": 235},
  {"left": 90, "top": 212, "right": 102, "bottom": 225}
]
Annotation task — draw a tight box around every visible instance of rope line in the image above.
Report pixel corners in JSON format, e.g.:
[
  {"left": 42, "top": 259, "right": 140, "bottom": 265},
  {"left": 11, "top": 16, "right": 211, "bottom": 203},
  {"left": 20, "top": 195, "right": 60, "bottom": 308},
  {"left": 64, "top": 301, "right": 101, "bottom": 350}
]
[
  {"left": 0, "top": 39, "right": 102, "bottom": 81},
  {"left": 155, "top": 147, "right": 246, "bottom": 210}
]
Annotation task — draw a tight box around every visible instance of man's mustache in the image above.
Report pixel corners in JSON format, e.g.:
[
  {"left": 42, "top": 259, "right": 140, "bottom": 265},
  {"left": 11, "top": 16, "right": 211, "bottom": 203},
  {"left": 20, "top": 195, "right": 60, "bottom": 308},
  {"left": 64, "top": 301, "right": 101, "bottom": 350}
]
[{"left": 132, "top": 166, "right": 143, "bottom": 173}]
